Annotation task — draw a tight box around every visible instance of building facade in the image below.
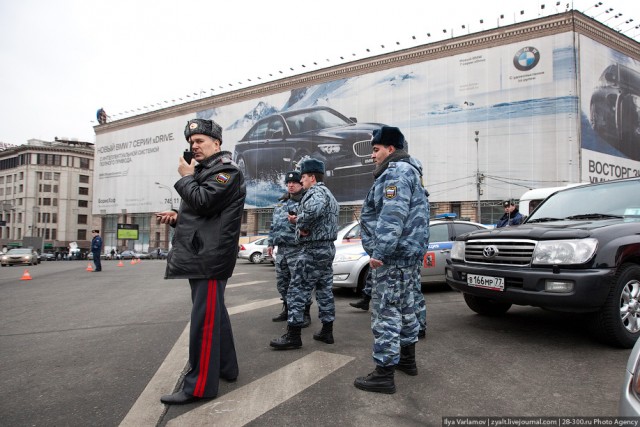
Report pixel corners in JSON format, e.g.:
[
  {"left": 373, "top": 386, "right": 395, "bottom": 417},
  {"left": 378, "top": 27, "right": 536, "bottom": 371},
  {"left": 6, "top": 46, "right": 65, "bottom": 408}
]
[
  {"left": 83, "top": 11, "right": 639, "bottom": 236},
  {"left": 0, "top": 138, "right": 97, "bottom": 254}
]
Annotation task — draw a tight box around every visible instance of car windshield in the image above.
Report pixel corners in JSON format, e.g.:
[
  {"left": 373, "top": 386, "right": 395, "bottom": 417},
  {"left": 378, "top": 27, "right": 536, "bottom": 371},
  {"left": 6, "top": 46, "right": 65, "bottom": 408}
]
[
  {"left": 527, "top": 180, "right": 640, "bottom": 222},
  {"left": 7, "top": 249, "right": 31, "bottom": 254},
  {"left": 285, "top": 110, "right": 350, "bottom": 134}
]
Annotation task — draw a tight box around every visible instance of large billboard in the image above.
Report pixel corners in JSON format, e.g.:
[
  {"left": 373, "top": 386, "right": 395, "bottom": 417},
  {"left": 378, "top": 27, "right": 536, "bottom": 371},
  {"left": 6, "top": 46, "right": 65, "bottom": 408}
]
[
  {"left": 579, "top": 35, "right": 640, "bottom": 182},
  {"left": 94, "top": 32, "right": 581, "bottom": 214}
]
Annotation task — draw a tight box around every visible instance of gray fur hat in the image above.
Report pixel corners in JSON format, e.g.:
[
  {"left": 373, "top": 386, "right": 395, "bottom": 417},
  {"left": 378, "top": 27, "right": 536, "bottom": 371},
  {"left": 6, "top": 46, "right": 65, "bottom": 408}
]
[{"left": 184, "top": 119, "right": 223, "bottom": 144}]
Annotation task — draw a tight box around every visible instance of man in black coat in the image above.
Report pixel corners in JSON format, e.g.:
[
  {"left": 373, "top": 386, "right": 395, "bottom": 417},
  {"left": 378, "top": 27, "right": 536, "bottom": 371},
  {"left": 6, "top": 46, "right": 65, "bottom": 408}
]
[{"left": 156, "top": 118, "right": 246, "bottom": 405}]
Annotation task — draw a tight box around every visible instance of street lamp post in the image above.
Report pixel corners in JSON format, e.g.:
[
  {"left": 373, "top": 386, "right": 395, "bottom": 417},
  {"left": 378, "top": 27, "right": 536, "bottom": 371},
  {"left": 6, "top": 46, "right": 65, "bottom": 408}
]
[
  {"left": 475, "top": 131, "right": 482, "bottom": 222},
  {"left": 155, "top": 182, "right": 174, "bottom": 210}
]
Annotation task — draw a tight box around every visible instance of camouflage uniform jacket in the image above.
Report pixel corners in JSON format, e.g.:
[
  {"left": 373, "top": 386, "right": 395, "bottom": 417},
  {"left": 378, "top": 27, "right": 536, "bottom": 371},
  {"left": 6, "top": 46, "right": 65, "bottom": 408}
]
[
  {"left": 361, "top": 155, "right": 429, "bottom": 266},
  {"left": 296, "top": 183, "right": 339, "bottom": 244},
  {"left": 267, "top": 191, "right": 304, "bottom": 248}
]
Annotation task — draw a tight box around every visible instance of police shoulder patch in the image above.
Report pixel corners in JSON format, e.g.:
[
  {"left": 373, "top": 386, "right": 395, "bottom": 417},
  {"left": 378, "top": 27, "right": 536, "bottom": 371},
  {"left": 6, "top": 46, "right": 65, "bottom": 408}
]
[
  {"left": 215, "top": 172, "right": 231, "bottom": 184},
  {"left": 385, "top": 186, "right": 397, "bottom": 199}
]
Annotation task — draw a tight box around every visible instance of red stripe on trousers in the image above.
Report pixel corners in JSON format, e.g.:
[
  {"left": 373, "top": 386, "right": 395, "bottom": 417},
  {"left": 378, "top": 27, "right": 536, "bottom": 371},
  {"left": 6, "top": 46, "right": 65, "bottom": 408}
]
[{"left": 194, "top": 279, "right": 217, "bottom": 397}]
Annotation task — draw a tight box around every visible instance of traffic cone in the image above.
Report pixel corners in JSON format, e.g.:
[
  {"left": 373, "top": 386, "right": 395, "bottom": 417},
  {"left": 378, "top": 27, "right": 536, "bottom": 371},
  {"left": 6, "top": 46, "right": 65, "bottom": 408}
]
[
  {"left": 21, "top": 269, "right": 32, "bottom": 281},
  {"left": 86, "top": 263, "right": 93, "bottom": 272},
  {"left": 130, "top": 258, "right": 136, "bottom": 265},
  {"left": 117, "top": 260, "right": 124, "bottom": 267}
]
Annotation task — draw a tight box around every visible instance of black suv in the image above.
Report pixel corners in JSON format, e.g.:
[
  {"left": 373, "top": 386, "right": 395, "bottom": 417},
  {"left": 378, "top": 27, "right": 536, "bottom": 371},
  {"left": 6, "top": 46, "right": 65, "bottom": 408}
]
[{"left": 446, "top": 177, "right": 640, "bottom": 348}]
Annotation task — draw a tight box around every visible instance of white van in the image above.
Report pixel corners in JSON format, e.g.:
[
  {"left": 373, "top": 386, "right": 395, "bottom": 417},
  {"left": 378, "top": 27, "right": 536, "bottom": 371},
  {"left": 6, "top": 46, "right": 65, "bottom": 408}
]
[{"left": 519, "top": 183, "right": 588, "bottom": 217}]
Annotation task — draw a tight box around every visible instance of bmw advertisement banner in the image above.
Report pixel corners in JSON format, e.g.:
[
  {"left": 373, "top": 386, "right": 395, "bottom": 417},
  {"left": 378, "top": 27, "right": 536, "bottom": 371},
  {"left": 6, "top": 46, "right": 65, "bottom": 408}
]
[
  {"left": 579, "top": 35, "right": 640, "bottom": 182},
  {"left": 94, "top": 31, "right": 610, "bottom": 214}
]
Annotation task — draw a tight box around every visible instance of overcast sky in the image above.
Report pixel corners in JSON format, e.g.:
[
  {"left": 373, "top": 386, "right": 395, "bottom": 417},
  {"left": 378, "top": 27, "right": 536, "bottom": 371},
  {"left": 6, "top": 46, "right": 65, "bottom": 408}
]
[{"left": 1, "top": 0, "right": 638, "bottom": 146}]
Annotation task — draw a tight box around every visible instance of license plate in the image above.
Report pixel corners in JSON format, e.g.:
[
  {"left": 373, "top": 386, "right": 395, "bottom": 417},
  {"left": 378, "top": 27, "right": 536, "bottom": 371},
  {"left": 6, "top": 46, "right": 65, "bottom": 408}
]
[{"left": 467, "top": 274, "right": 505, "bottom": 291}]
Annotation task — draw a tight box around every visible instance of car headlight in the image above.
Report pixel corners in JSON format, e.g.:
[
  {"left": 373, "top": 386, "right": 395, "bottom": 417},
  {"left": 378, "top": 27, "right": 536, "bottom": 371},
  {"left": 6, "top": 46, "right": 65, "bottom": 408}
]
[
  {"left": 451, "top": 241, "right": 466, "bottom": 260},
  {"left": 532, "top": 238, "right": 598, "bottom": 265},
  {"left": 0, "top": 255, "right": 7, "bottom": 261},
  {"left": 318, "top": 144, "right": 341, "bottom": 154},
  {"left": 333, "top": 252, "right": 366, "bottom": 263}
]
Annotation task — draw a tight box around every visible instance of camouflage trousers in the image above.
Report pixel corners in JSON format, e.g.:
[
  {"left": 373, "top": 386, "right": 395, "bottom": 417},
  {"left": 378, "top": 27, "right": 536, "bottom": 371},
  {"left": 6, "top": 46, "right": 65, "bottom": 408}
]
[
  {"left": 275, "top": 246, "right": 296, "bottom": 300},
  {"left": 370, "top": 263, "right": 420, "bottom": 366},
  {"left": 286, "top": 242, "right": 336, "bottom": 326},
  {"left": 363, "top": 264, "right": 426, "bottom": 331}
]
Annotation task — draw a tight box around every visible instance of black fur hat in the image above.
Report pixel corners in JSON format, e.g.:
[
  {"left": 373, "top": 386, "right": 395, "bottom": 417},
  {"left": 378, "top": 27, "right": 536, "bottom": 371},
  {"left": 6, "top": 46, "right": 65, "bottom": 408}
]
[
  {"left": 184, "top": 119, "right": 223, "bottom": 144},
  {"left": 299, "top": 158, "right": 325, "bottom": 175},
  {"left": 285, "top": 170, "right": 302, "bottom": 183},
  {"left": 371, "top": 126, "right": 405, "bottom": 149}
]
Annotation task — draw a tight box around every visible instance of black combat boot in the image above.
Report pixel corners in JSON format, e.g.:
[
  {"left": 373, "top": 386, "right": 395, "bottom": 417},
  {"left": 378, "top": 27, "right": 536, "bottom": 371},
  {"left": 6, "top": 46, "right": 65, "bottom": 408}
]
[
  {"left": 301, "top": 303, "right": 312, "bottom": 328},
  {"left": 312, "top": 321, "right": 334, "bottom": 344},
  {"left": 418, "top": 328, "right": 426, "bottom": 339},
  {"left": 396, "top": 343, "right": 418, "bottom": 376},
  {"left": 349, "top": 294, "right": 371, "bottom": 311},
  {"left": 354, "top": 365, "right": 396, "bottom": 394},
  {"left": 270, "top": 325, "right": 302, "bottom": 350},
  {"left": 272, "top": 301, "right": 287, "bottom": 322}
]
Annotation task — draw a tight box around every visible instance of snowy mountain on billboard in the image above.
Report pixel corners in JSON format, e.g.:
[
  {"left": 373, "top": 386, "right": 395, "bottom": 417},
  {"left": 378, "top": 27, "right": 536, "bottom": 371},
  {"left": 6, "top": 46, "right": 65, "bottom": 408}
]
[{"left": 226, "top": 101, "right": 278, "bottom": 131}]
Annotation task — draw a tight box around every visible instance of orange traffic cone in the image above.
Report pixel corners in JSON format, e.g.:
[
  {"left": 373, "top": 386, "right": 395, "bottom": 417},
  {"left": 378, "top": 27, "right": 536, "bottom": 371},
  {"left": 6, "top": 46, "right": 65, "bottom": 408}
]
[
  {"left": 117, "top": 260, "right": 124, "bottom": 267},
  {"left": 21, "top": 269, "right": 32, "bottom": 281},
  {"left": 130, "top": 258, "right": 136, "bottom": 265},
  {"left": 86, "top": 263, "right": 93, "bottom": 272}
]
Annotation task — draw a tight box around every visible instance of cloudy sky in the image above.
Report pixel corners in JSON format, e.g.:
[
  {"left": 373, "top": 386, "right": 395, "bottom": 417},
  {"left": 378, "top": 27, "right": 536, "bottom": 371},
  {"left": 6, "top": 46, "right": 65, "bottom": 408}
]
[{"left": 1, "top": 0, "right": 638, "bottom": 145}]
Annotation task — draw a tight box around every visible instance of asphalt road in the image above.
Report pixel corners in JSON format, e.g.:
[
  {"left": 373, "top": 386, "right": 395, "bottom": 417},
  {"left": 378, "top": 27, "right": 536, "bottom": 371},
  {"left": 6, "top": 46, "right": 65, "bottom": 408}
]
[{"left": 0, "top": 259, "right": 633, "bottom": 426}]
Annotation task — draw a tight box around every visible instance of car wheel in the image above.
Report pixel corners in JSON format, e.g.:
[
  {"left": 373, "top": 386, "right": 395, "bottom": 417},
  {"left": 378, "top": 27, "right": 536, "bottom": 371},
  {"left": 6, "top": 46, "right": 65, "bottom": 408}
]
[
  {"left": 236, "top": 156, "right": 251, "bottom": 179},
  {"left": 590, "top": 101, "right": 602, "bottom": 134},
  {"left": 249, "top": 252, "right": 262, "bottom": 264},
  {"left": 463, "top": 293, "right": 512, "bottom": 316},
  {"left": 356, "top": 265, "right": 370, "bottom": 294},
  {"left": 592, "top": 263, "right": 640, "bottom": 348}
]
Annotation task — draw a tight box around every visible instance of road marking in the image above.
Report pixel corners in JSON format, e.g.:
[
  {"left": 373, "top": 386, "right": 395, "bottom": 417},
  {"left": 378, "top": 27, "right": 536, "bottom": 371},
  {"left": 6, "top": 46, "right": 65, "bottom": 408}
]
[
  {"left": 119, "top": 298, "right": 282, "bottom": 427},
  {"left": 166, "top": 351, "right": 354, "bottom": 427},
  {"left": 227, "top": 280, "right": 270, "bottom": 288}
]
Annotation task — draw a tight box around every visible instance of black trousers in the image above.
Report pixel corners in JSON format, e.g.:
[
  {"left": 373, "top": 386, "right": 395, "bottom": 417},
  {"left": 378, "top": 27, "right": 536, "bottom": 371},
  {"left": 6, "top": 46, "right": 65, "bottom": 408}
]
[
  {"left": 184, "top": 278, "right": 238, "bottom": 398},
  {"left": 92, "top": 251, "right": 102, "bottom": 271}
]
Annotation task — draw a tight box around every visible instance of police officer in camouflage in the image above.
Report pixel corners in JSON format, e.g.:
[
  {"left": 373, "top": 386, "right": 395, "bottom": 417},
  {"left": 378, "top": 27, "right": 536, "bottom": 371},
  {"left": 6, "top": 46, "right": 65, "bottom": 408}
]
[
  {"left": 270, "top": 158, "right": 339, "bottom": 350},
  {"left": 354, "top": 126, "right": 430, "bottom": 394},
  {"left": 267, "top": 170, "right": 312, "bottom": 327}
]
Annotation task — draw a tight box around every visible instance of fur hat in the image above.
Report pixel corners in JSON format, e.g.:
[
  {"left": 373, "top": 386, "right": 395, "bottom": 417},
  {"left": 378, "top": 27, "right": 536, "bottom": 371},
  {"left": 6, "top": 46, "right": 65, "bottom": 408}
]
[
  {"left": 184, "top": 119, "right": 223, "bottom": 144},
  {"left": 284, "top": 170, "right": 302, "bottom": 184},
  {"left": 371, "top": 126, "right": 405, "bottom": 149},
  {"left": 299, "top": 158, "right": 325, "bottom": 175}
]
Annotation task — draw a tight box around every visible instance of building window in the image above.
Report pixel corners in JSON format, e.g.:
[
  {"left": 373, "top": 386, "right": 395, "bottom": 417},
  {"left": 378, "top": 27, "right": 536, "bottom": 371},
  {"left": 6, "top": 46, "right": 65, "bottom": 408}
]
[
  {"left": 53, "top": 185, "right": 58, "bottom": 193},
  {"left": 78, "top": 214, "right": 88, "bottom": 224},
  {"left": 54, "top": 173, "right": 60, "bottom": 181},
  {"left": 52, "top": 198, "right": 58, "bottom": 207},
  {"left": 77, "top": 229, "right": 87, "bottom": 240},
  {"left": 19, "top": 172, "right": 23, "bottom": 180},
  {"left": 0, "top": 177, "right": 3, "bottom": 184},
  {"left": 42, "top": 198, "right": 51, "bottom": 206},
  {"left": 43, "top": 184, "right": 51, "bottom": 192},
  {"left": 52, "top": 213, "right": 57, "bottom": 222},
  {"left": 79, "top": 175, "right": 89, "bottom": 183},
  {"left": 79, "top": 158, "right": 90, "bottom": 169},
  {"left": 6, "top": 176, "right": 12, "bottom": 183},
  {"left": 51, "top": 229, "right": 57, "bottom": 240},
  {"left": 44, "top": 172, "right": 52, "bottom": 180},
  {"left": 78, "top": 200, "right": 88, "bottom": 208},
  {"left": 79, "top": 187, "right": 89, "bottom": 195}
]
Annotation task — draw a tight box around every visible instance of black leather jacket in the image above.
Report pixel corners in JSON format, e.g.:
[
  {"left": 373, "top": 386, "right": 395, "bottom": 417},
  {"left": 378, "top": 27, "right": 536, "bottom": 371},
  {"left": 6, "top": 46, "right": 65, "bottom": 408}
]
[{"left": 165, "top": 151, "right": 246, "bottom": 280}]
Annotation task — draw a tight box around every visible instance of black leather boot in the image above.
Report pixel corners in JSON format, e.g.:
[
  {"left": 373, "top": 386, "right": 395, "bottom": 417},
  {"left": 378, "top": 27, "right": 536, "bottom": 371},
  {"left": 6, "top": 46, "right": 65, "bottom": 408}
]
[
  {"left": 349, "top": 294, "right": 371, "bottom": 311},
  {"left": 312, "top": 321, "right": 334, "bottom": 344},
  {"left": 418, "top": 328, "right": 426, "bottom": 339},
  {"left": 301, "top": 303, "right": 312, "bottom": 328},
  {"left": 272, "top": 301, "right": 287, "bottom": 322},
  {"left": 270, "top": 325, "right": 302, "bottom": 350},
  {"left": 354, "top": 365, "right": 396, "bottom": 394},
  {"left": 396, "top": 343, "right": 418, "bottom": 376}
]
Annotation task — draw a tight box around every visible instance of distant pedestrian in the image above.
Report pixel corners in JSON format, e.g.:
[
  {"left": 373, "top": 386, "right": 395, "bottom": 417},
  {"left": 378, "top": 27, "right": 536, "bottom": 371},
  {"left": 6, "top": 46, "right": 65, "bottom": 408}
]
[
  {"left": 496, "top": 200, "right": 524, "bottom": 228},
  {"left": 156, "top": 118, "right": 246, "bottom": 405},
  {"left": 110, "top": 248, "right": 116, "bottom": 260},
  {"left": 354, "top": 126, "right": 430, "bottom": 394},
  {"left": 91, "top": 230, "right": 103, "bottom": 272}
]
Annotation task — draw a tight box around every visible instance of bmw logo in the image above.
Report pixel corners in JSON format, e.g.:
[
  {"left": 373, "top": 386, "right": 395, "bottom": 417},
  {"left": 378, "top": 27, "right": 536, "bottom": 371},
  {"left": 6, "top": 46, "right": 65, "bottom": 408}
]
[{"left": 513, "top": 47, "right": 540, "bottom": 71}]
